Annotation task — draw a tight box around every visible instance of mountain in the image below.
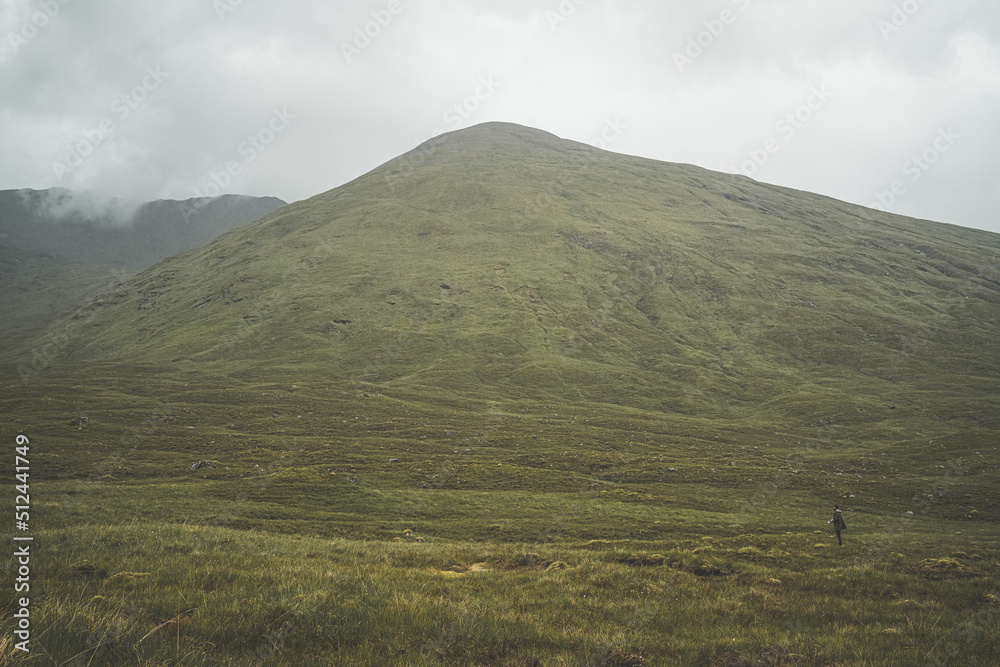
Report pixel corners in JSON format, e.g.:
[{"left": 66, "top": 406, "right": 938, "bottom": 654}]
[
  {"left": 0, "top": 243, "right": 133, "bottom": 335},
  {"left": 0, "top": 188, "right": 286, "bottom": 334},
  {"left": 0, "top": 188, "right": 287, "bottom": 270},
  {"left": 4, "top": 122, "right": 997, "bottom": 667},
  {"left": 7, "top": 122, "right": 997, "bottom": 428}
]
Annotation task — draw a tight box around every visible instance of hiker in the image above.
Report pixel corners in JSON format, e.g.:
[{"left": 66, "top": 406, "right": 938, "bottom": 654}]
[{"left": 827, "top": 504, "right": 846, "bottom": 545}]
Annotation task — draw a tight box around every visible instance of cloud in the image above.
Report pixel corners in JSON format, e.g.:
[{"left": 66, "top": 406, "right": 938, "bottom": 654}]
[
  {"left": 18, "top": 187, "right": 142, "bottom": 227},
  {"left": 0, "top": 0, "right": 997, "bottom": 233}
]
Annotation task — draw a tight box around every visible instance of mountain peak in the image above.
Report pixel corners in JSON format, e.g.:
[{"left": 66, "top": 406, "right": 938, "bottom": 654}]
[
  {"left": 443, "top": 121, "right": 564, "bottom": 144},
  {"left": 397, "top": 122, "right": 590, "bottom": 165},
  {"left": 357, "top": 121, "right": 617, "bottom": 199}
]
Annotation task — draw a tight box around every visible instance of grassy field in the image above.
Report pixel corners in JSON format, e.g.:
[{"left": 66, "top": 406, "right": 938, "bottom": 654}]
[
  {"left": 6, "top": 521, "right": 998, "bottom": 666},
  {"left": 2, "top": 367, "right": 998, "bottom": 666}
]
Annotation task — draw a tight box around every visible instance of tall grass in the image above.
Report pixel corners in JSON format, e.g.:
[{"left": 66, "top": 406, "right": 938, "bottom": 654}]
[{"left": 4, "top": 521, "right": 997, "bottom": 666}]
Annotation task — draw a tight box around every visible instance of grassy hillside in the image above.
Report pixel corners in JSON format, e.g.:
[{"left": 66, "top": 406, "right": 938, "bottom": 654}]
[
  {"left": 10, "top": 123, "right": 998, "bottom": 422},
  {"left": 0, "top": 244, "right": 134, "bottom": 335},
  {"left": 1, "top": 122, "right": 997, "bottom": 665}
]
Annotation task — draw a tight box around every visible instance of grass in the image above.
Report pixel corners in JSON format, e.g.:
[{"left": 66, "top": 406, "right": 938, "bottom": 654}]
[
  {"left": 2, "top": 368, "right": 998, "bottom": 665},
  {"left": 3, "top": 519, "right": 997, "bottom": 666},
  {"left": 1, "top": 123, "right": 998, "bottom": 665}
]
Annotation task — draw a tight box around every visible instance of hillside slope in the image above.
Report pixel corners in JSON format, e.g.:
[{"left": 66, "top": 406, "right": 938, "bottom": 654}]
[
  {"left": 7, "top": 122, "right": 996, "bottom": 427},
  {"left": 0, "top": 244, "right": 133, "bottom": 335}
]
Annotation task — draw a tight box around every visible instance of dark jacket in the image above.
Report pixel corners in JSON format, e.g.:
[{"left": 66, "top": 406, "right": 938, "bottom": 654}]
[{"left": 830, "top": 509, "right": 846, "bottom": 530}]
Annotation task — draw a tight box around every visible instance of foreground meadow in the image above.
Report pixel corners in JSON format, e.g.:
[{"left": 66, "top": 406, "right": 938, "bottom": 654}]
[
  {"left": 3, "top": 371, "right": 998, "bottom": 665},
  {"left": 4, "top": 506, "right": 998, "bottom": 665}
]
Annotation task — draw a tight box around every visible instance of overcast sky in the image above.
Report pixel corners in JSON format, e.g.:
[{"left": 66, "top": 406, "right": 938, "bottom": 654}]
[{"left": 1, "top": 0, "right": 998, "bottom": 234}]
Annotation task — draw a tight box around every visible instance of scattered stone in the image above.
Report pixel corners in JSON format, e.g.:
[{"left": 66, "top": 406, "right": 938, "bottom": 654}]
[
  {"left": 600, "top": 648, "right": 648, "bottom": 667},
  {"left": 190, "top": 460, "right": 217, "bottom": 470},
  {"left": 389, "top": 458, "right": 400, "bottom": 463},
  {"left": 519, "top": 552, "right": 542, "bottom": 567},
  {"left": 693, "top": 562, "right": 730, "bottom": 577},
  {"left": 69, "top": 561, "right": 98, "bottom": 577},
  {"left": 916, "top": 557, "right": 976, "bottom": 578},
  {"left": 70, "top": 417, "right": 89, "bottom": 427}
]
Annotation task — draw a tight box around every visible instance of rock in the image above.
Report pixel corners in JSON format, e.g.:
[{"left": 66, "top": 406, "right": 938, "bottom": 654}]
[
  {"left": 519, "top": 552, "right": 542, "bottom": 567},
  {"left": 68, "top": 561, "right": 98, "bottom": 576},
  {"left": 190, "top": 460, "right": 217, "bottom": 470}
]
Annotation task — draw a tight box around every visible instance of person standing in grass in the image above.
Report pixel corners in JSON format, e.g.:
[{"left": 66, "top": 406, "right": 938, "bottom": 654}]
[{"left": 828, "top": 504, "right": 846, "bottom": 545}]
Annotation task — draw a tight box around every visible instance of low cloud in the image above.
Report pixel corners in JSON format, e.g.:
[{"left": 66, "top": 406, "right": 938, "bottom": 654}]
[
  {"left": 18, "top": 188, "right": 142, "bottom": 228},
  {"left": 0, "top": 0, "right": 997, "bottom": 233}
]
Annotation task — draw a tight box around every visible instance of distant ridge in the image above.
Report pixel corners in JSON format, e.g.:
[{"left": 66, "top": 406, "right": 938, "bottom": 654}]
[{"left": 0, "top": 188, "right": 287, "bottom": 269}]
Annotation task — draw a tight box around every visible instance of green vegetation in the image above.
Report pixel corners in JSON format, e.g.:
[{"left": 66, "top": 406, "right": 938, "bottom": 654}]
[
  {"left": 6, "top": 520, "right": 999, "bottom": 666},
  {"left": 0, "top": 244, "right": 133, "bottom": 336},
  {"left": 3, "top": 368, "right": 997, "bottom": 665},
  {"left": 1, "top": 123, "right": 998, "bottom": 664},
  {"left": 0, "top": 189, "right": 285, "bottom": 336}
]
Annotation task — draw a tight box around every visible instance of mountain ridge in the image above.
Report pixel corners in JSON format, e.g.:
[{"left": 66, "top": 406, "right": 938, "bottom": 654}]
[
  {"left": 4, "top": 122, "right": 996, "bottom": 429},
  {"left": 0, "top": 188, "right": 287, "bottom": 269}
]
